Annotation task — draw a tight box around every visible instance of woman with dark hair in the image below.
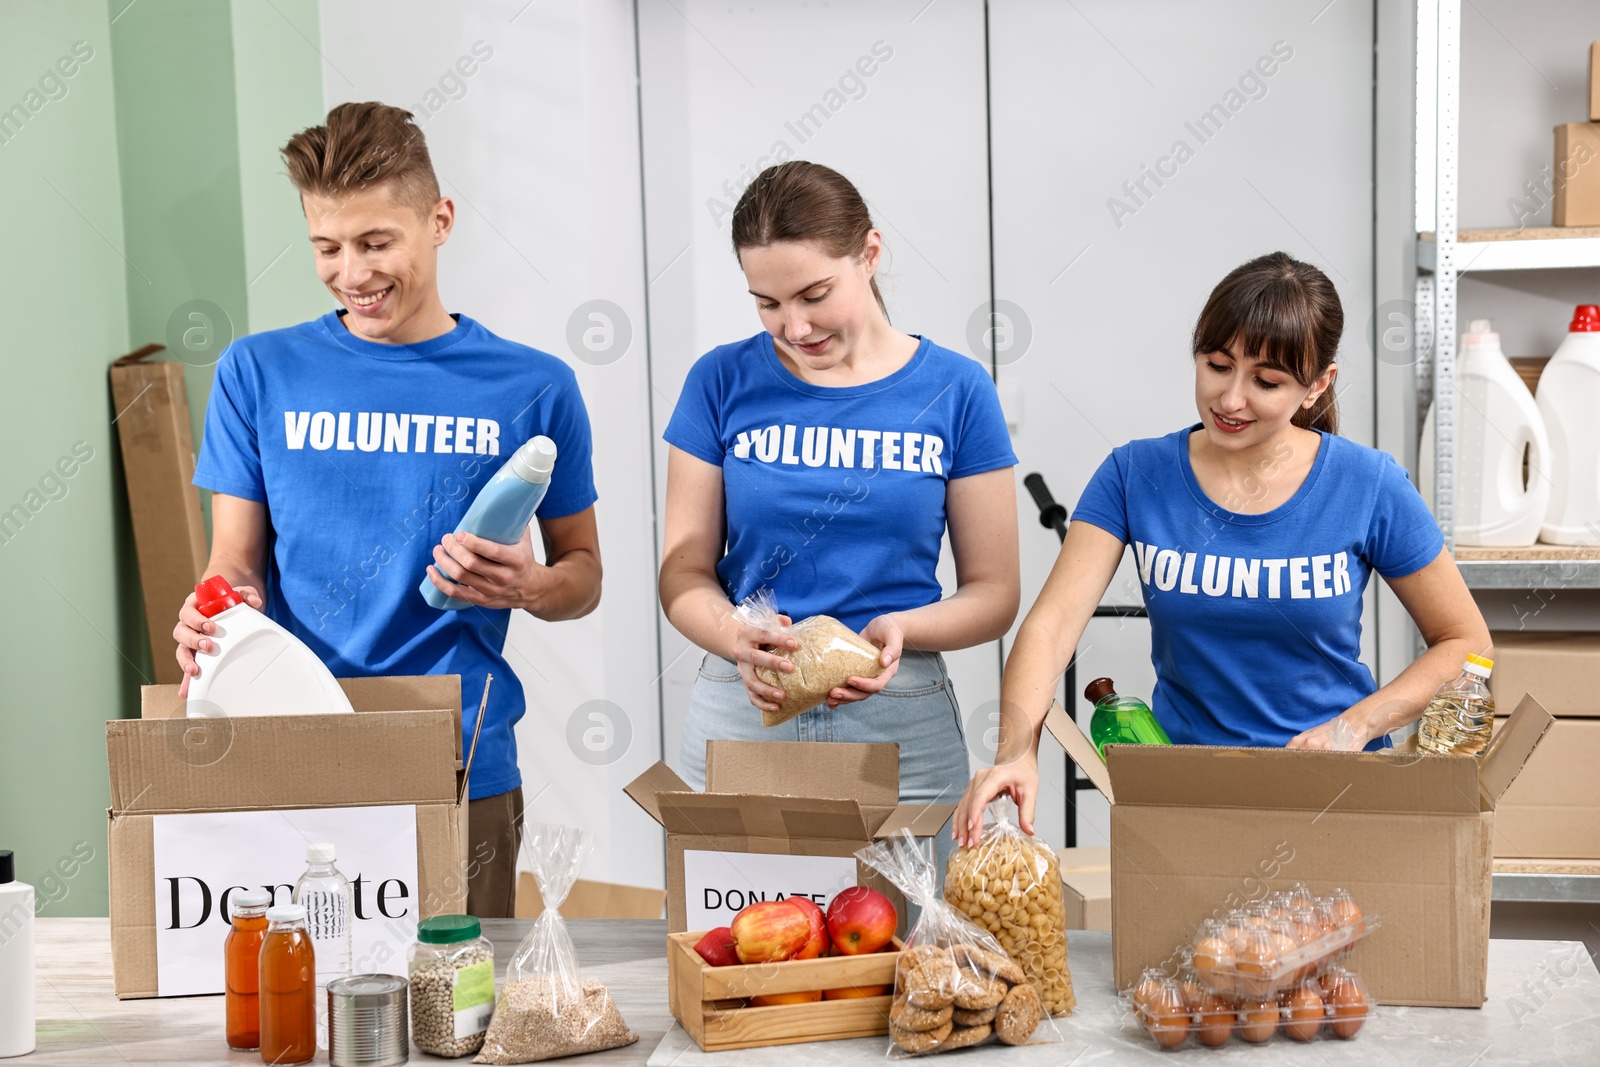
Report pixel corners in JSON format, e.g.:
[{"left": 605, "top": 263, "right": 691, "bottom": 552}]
[
  {"left": 953, "top": 251, "right": 1491, "bottom": 846},
  {"left": 659, "top": 162, "right": 1020, "bottom": 852}
]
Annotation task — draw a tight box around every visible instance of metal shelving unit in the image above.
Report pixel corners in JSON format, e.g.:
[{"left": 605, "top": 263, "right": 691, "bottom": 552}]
[{"left": 1413, "top": 2, "right": 1600, "bottom": 591}]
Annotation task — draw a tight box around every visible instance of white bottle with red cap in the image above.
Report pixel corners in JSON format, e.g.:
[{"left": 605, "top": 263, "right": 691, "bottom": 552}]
[
  {"left": 1537, "top": 304, "right": 1600, "bottom": 544},
  {"left": 1420, "top": 319, "right": 1550, "bottom": 546},
  {"left": 185, "top": 576, "right": 355, "bottom": 718},
  {"left": 0, "top": 850, "right": 34, "bottom": 1058}
]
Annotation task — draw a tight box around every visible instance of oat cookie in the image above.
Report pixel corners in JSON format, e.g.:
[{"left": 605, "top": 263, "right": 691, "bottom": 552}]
[
  {"left": 952, "top": 972, "right": 1006, "bottom": 1011},
  {"left": 889, "top": 998, "right": 953, "bottom": 1033},
  {"left": 952, "top": 1005, "right": 998, "bottom": 1027},
  {"left": 993, "top": 982, "right": 1043, "bottom": 1046},
  {"left": 891, "top": 1021, "right": 952, "bottom": 1054},
  {"left": 936, "top": 1022, "right": 992, "bottom": 1051}
]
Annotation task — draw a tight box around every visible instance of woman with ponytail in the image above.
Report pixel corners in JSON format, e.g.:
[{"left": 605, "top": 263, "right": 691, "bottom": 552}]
[
  {"left": 660, "top": 162, "right": 1020, "bottom": 868},
  {"left": 953, "top": 252, "right": 1490, "bottom": 845}
]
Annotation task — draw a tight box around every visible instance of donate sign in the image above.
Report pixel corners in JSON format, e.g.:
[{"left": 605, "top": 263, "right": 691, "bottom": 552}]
[
  {"left": 681, "top": 849, "right": 857, "bottom": 931},
  {"left": 152, "top": 805, "right": 418, "bottom": 996}
]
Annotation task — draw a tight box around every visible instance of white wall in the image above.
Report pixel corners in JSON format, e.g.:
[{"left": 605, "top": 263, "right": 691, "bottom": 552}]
[{"left": 319, "top": 0, "right": 662, "bottom": 886}]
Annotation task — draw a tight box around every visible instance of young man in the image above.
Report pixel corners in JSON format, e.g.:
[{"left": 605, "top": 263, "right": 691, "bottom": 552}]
[{"left": 172, "top": 102, "right": 602, "bottom": 917}]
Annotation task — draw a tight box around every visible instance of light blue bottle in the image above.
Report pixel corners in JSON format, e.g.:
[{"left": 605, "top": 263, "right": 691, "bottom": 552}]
[{"left": 420, "top": 435, "right": 558, "bottom": 610}]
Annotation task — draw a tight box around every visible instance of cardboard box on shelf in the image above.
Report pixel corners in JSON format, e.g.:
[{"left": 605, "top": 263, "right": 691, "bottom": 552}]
[
  {"left": 1493, "top": 716, "right": 1600, "bottom": 860},
  {"left": 1056, "top": 846, "right": 1111, "bottom": 930},
  {"left": 1590, "top": 41, "right": 1600, "bottom": 122},
  {"left": 1489, "top": 631, "right": 1600, "bottom": 717},
  {"left": 1553, "top": 122, "right": 1600, "bottom": 227},
  {"left": 1043, "top": 696, "right": 1552, "bottom": 1008},
  {"left": 624, "top": 741, "right": 955, "bottom": 934},
  {"left": 107, "top": 675, "right": 469, "bottom": 999},
  {"left": 515, "top": 874, "right": 665, "bottom": 920},
  {"left": 109, "top": 344, "right": 208, "bottom": 685}
]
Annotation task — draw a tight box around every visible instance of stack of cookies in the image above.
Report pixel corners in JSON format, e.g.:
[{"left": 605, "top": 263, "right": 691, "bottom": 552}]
[{"left": 889, "top": 943, "right": 1044, "bottom": 1055}]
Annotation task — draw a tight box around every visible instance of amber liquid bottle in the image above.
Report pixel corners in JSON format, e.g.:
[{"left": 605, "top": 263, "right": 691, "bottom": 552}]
[
  {"left": 224, "top": 891, "right": 271, "bottom": 1050},
  {"left": 258, "top": 904, "right": 317, "bottom": 1065}
]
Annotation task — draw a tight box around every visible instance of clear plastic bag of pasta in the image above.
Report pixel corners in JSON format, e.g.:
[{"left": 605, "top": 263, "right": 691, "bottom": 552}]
[
  {"left": 474, "top": 824, "right": 637, "bottom": 1063},
  {"left": 944, "top": 798, "right": 1076, "bottom": 1016},
  {"left": 734, "top": 588, "right": 883, "bottom": 727},
  {"left": 857, "top": 829, "right": 1063, "bottom": 1056}
]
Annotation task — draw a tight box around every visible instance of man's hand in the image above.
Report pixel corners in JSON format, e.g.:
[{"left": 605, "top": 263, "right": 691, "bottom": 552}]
[{"left": 426, "top": 527, "right": 554, "bottom": 611}]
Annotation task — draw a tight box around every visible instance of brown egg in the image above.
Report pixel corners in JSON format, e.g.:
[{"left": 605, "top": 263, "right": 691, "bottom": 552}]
[
  {"left": 1194, "top": 994, "right": 1236, "bottom": 1047},
  {"left": 1144, "top": 978, "right": 1191, "bottom": 1048},
  {"left": 1328, "top": 978, "right": 1369, "bottom": 1039},
  {"left": 1191, "top": 937, "right": 1235, "bottom": 993},
  {"left": 1238, "top": 999, "right": 1279, "bottom": 1043},
  {"left": 1330, "top": 888, "right": 1365, "bottom": 934},
  {"left": 1131, "top": 968, "right": 1166, "bottom": 1022},
  {"left": 1283, "top": 984, "right": 1324, "bottom": 1041},
  {"left": 1234, "top": 928, "right": 1279, "bottom": 999},
  {"left": 1179, "top": 977, "right": 1206, "bottom": 1012}
]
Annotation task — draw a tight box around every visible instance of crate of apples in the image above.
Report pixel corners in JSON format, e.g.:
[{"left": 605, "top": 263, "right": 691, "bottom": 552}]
[{"left": 667, "top": 887, "right": 903, "bottom": 1052}]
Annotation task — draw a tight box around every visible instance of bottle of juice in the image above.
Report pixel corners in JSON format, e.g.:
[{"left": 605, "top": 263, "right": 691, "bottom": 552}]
[
  {"left": 420, "top": 435, "right": 558, "bottom": 610},
  {"left": 292, "top": 842, "right": 352, "bottom": 1050},
  {"left": 224, "top": 890, "right": 271, "bottom": 1051},
  {"left": 1084, "top": 677, "right": 1172, "bottom": 761},
  {"left": 1417, "top": 654, "right": 1496, "bottom": 757},
  {"left": 259, "top": 904, "right": 316, "bottom": 1066}
]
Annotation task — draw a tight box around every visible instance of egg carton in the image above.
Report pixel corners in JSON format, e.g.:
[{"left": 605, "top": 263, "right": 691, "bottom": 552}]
[
  {"left": 1186, "top": 885, "right": 1380, "bottom": 999},
  {"left": 1124, "top": 966, "right": 1374, "bottom": 1050}
]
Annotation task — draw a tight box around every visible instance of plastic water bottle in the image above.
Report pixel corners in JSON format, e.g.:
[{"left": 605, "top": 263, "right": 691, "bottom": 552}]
[
  {"left": 1420, "top": 320, "right": 1551, "bottom": 546},
  {"left": 185, "top": 576, "right": 355, "bottom": 718},
  {"left": 292, "top": 842, "right": 352, "bottom": 1051},
  {"left": 420, "top": 435, "right": 558, "bottom": 610},
  {"left": 1537, "top": 304, "right": 1600, "bottom": 544},
  {"left": 0, "top": 850, "right": 35, "bottom": 1058}
]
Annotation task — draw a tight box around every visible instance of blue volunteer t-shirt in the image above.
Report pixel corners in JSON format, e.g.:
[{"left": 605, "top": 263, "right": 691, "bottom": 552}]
[
  {"left": 193, "top": 311, "right": 598, "bottom": 800},
  {"left": 664, "top": 332, "right": 1017, "bottom": 632},
  {"left": 1072, "top": 427, "right": 1443, "bottom": 749}
]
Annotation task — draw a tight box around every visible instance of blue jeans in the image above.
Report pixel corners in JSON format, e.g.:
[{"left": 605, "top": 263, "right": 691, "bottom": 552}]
[{"left": 679, "top": 649, "right": 970, "bottom": 888}]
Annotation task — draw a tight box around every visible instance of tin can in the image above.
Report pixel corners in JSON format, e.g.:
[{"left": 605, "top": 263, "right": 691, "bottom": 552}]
[{"left": 327, "top": 973, "right": 408, "bottom": 1067}]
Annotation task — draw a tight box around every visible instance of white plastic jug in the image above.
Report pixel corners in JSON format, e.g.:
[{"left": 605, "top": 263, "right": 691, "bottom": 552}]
[
  {"left": 185, "top": 576, "right": 355, "bottom": 718},
  {"left": 1537, "top": 304, "right": 1600, "bottom": 545},
  {"left": 1421, "top": 320, "right": 1551, "bottom": 547}
]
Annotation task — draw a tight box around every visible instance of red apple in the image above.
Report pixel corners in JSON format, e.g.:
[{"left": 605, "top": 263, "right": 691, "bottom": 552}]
[
  {"left": 826, "top": 887, "right": 898, "bottom": 955},
  {"left": 749, "top": 990, "right": 822, "bottom": 1006},
  {"left": 823, "top": 984, "right": 892, "bottom": 999},
  {"left": 693, "top": 926, "right": 740, "bottom": 968},
  {"left": 787, "top": 897, "right": 831, "bottom": 960},
  {"left": 731, "top": 900, "right": 811, "bottom": 964}
]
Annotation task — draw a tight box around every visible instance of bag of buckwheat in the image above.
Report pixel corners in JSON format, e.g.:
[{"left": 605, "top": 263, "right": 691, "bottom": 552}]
[
  {"left": 857, "top": 830, "right": 1063, "bottom": 1057},
  {"left": 474, "top": 825, "right": 637, "bottom": 1064},
  {"left": 735, "top": 588, "right": 883, "bottom": 727}
]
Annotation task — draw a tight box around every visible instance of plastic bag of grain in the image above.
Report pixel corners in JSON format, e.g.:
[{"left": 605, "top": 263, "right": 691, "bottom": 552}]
[
  {"left": 474, "top": 825, "right": 637, "bottom": 1064},
  {"left": 944, "top": 799, "right": 1076, "bottom": 1016},
  {"left": 735, "top": 588, "right": 884, "bottom": 727}
]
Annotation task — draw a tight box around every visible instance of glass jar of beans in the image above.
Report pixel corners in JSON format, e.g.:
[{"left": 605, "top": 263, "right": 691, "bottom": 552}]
[{"left": 407, "top": 915, "right": 496, "bottom": 1057}]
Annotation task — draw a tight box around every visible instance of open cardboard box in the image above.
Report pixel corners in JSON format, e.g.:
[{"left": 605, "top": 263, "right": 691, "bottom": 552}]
[
  {"left": 625, "top": 740, "right": 955, "bottom": 933},
  {"left": 107, "top": 675, "right": 470, "bottom": 998},
  {"left": 1492, "top": 715, "right": 1600, "bottom": 860},
  {"left": 1043, "top": 694, "right": 1553, "bottom": 1008}
]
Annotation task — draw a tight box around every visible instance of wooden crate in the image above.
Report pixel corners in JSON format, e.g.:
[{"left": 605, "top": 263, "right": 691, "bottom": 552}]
[{"left": 667, "top": 930, "right": 902, "bottom": 1052}]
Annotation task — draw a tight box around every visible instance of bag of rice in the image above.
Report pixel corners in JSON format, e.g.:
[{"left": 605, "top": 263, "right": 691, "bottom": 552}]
[
  {"left": 474, "top": 825, "right": 637, "bottom": 1064},
  {"left": 735, "top": 588, "right": 883, "bottom": 727}
]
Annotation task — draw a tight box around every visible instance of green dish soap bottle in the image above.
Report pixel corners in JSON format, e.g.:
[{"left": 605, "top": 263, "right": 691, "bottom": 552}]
[{"left": 1085, "top": 677, "right": 1172, "bottom": 761}]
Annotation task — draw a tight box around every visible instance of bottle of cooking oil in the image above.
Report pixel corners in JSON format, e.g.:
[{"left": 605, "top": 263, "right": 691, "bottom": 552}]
[
  {"left": 1085, "top": 677, "right": 1172, "bottom": 761},
  {"left": 1417, "top": 654, "right": 1495, "bottom": 757}
]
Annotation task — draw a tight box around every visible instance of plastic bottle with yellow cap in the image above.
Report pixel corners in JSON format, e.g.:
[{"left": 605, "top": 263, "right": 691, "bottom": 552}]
[{"left": 1417, "top": 653, "right": 1496, "bottom": 757}]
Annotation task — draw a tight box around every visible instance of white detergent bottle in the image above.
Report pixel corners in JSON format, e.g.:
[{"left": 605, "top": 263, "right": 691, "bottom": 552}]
[
  {"left": 0, "top": 851, "right": 34, "bottom": 1058},
  {"left": 185, "top": 576, "right": 355, "bottom": 718},
  {"left": 420, "top": 435, "right": 558, "bottom": 610},
  {"left": 1537, "top": 304, "right": 1600, "bottom": 545},
  {"left": 1420, "top": 320, "right": 1551, "bottom": 546}
]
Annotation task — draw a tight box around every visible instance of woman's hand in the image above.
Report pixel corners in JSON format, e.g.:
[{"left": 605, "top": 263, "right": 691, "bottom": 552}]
[
  {"left": 953, "top": 750, "right": 1039, "bottom": 847},
  {"left": 827, "top": 614, "right": 903, "bottom": 708},
  {"left": 731, "top": 613, "right": 800, "bottom": 715},
  {"left": 1288, "top": 713, "right": 1368, "bottom": 751},
  {"left": 174, "top": 583, "right": 265, "bottom": 698}
]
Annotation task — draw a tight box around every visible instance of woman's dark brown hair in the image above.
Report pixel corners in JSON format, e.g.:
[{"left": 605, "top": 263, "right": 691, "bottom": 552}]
[
  {"left": 1192, "top": 251, "right": 1343, "bottom": 434},
  {"left": 730, "top": 161, "right": 887, "bottom": 317}
]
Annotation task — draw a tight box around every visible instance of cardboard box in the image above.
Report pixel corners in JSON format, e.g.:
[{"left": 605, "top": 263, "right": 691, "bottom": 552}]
[
  {"left": 109, "top": 344, "right": 208, "bottom": 686},
  {"left": 625, "top": 741, "right": 955, "bottom": 934},
  {"left": 1490, "top": 631, "right": 1600, "bottom": 717},
  {"left": 1590, "top": 41, "right": 1600, "bottom": 122},
  {"left": 1056, "top": 846, "right": 1111, "bottom": 930},
  {"left": 1043, "top": 696, "right": 1552, "bottom": 1008},
  {"left": 108, "top": 675, "right": 469, "bottom": 998},
  {"left": 666, "top": 930, "right": 901, "bottom": 1051},
  {"left": 1553, "top": 122, "right": 1600, "bottom": 227},
  {"left": 515, "top": 874, "right": 665, "bottom": 920},
  {"left": 1494, "top": 716, "right": 1600, "bottom": 860}
]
